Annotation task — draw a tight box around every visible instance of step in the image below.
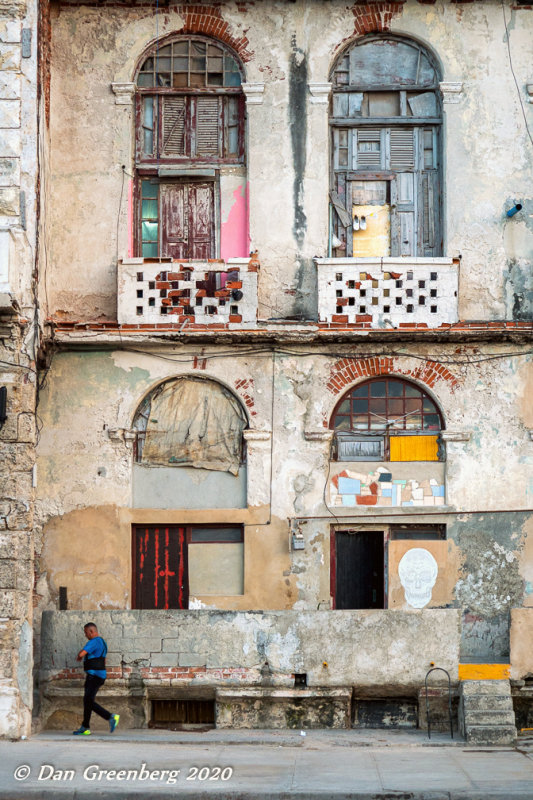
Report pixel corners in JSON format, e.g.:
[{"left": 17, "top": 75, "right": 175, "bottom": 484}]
[
  {"left": 463, "top": 695, "right": 513, "bottom": 711},
  {"left": 461, "top": 680, "right": 511, "bottom": 696},
  {"left": 464, "top": 709, "right": 516, "bottom": 726},
  {"left": 465, "top": 724, "right": 517, "bottom": 746}
]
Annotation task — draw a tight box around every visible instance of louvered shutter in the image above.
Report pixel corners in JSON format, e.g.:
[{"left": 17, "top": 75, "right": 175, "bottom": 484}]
[
  {"left": 355, "top": 129, "right": 382, "bottom": 169},
  {"left": 161, "top": 97, "right": 186, "bottom": 156},
  {"left": 196, "top": 97, "right": 220, "bottom": 156},
  {"left": 390, "top": 128, "right": 415, "bottom": 170}
]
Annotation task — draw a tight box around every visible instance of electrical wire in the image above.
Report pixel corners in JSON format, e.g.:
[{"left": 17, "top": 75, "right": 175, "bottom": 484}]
[{"left": 501, "top": 0, "right": 533, "bottom": 148}]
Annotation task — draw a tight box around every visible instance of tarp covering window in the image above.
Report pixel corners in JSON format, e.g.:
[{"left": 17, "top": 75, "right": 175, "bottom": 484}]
[{"left": 141, "top": 378, "right": 247, "bottom": 475}]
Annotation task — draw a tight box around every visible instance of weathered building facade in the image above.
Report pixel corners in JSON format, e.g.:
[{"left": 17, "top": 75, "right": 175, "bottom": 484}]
[{"left": 1, "top": 0, "right": 532, "bottom": 739}]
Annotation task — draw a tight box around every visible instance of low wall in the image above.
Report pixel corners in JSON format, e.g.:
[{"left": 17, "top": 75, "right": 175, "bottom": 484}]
[
  {"left": 510, "top": 608, "right": 533, "bottom": 680},
  {"left": 40, "top": 609, "right": 461, "bottom": 729}
]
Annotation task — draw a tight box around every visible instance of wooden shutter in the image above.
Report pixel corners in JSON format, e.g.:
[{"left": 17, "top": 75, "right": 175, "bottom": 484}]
[
  {"left": 160, "top": 182, "right": 188, "bottom": 259},
  {"left": 196, "top": 97, "right": 220, "bottom": 156},
  {"left": 390, "top": 128, "right": 415, "bottom": 170},
  {"left": 161, "top": 97, "right": 186, "bottom": 156},
  {"left": 188, "top": 182, "right": 215, "bottom": 259},
  {"left": 355, "top": 129, "right": 382, "bottom": 169}
]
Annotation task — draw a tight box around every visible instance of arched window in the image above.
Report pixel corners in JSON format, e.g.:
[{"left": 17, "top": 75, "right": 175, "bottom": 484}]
[
  {"left": 331, "top": 377, "right": 444, "bottom": 462},
  {"left": 133, "top": 376, "right": 247, "bottom": 475},
  {"left": 329, "top": 36, "right": 442, "bottom": 258},
  {"left": 135, "top": 36, "right": 245, "bottom": 259}
]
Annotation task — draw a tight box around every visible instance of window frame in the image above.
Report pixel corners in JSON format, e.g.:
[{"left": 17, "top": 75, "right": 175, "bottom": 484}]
[
  {"left": 330, "top": 377, "right": 445, "bottom": 462},
  {"left": 329, "top": 35, "right": 442, "bottom": 259}
]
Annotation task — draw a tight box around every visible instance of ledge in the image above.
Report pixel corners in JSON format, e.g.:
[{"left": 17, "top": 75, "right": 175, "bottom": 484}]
[
  {"left": 440, "top": 431, "right": 471, "bottom": 443},
  {"left": 304, "top": 431, "right": 335, "bottom": 442}
]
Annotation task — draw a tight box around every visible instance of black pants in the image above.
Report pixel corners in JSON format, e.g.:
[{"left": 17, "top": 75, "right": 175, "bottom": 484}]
[{"left": 82, "top": 674, "right": 111, "bottom": 729}]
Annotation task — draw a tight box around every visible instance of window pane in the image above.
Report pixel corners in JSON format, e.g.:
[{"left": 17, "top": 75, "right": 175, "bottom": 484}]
[
  {"left": 208, "top": 45, "right": 223, "bottom": 57},
  {"left": 405, "top": 415, "right": 422, "bottom": 429},
  {"left": 142, "top": 181, "right": 158, "bottom": 199},
  {"left": 388, "top": 398, "right": 404, "bottom": 415},
  {"left": 369, "top": 398, "right": 386, "bottom": 415},
  {"left": 353, "top": 385, "right": 368, "bottom": 398},
  {"left": 158, "top": 45, "right": 171, "bottom": 56},
  {"left": 353, "top": 398, "right": 368, "bottom": 413},
  {"left": 423, "top": 414, "right": 440, "bottom": 429},
  {"left": 334, "top": 416, "right": 350, "bottom": 430},
  {"left": 423, "top": 397, "right": 438, "bottom": 413},
  {"left": 142, "top": 242, "right": 158, "bottom": 257},
  {"left": 370, "top": 418, "right": 384, "bottom": 430},
  {"left": 137, "top": 73, "right": 153, "bottom": 87},
  {"left": 142, "top": 221, "right": 158, "bottom": 240},
  {"left": 370, "top": 381, "right": 386, "bottom": 397},
  {"left": 208, "top": 56, "right": 223, "bottom": 71},
  {"left": 192, "top": 41, "right": 206, "bottom": 55},
  {"left": 173, "top": 41, "right": 188, "bottom": 55},
  {"left": 190, "top": 73, "right": 206, "bottom": 88},
  {"left": 191, "top": 527, "right": 242, "bottom": 542},
  {"left": 191, "top": 57, "right": 206, "bottom": 71},
  {"left": 387, "top": 380, "right": 404, "bottom": 397},
  {"left": 226, "top": 72, "right": 242, "bottom": 87},
  {"left": 173, "top": 56, "right": 188, "bottom": 71},
  {"left": 337, "top": 399, "right": 350, "bottom": 414},
  {"left": 405, "top": 398, "right": 422, "bottom": 413},
  {"left": 156, "top": 57, "right": 171, "bottom": 71},
  {"left": 405, "top": 384, "right": 420, "bottom": 397},
  {"left": 208, "top": 73, "right": 223, "bottom": 86},
  {"left": 353, "top": 415, "right": 369, "bottom": 429},
  {"left": 367, "top": 92, "right": 399, "bottom": 116},
  {"left": 142, "top": 199, "right": 158, "bottom": 218}
]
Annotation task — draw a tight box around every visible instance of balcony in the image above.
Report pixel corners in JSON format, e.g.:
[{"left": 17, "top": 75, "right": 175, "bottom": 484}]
[
  {"left": 316, "top": 257, "right": 459, "bottom": 328},
  {"left": 117, "top": 256, "right": 259, "bottom": 328}
]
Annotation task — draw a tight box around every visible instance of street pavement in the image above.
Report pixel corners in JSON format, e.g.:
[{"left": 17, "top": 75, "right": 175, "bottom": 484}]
[{"left": 2, "top": 728, "right": 533, "bottom": 799}]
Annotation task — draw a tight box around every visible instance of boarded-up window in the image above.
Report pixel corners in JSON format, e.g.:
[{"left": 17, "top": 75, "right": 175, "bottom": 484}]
[
  {"left": 133, "top": 377, "right": 247, "bottom": 475},
  {"left": 330, "top": 35, "right": 442, "bottom": 258}
]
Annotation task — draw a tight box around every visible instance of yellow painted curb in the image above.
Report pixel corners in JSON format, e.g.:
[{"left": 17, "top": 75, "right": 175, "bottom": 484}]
[{"left": 458, "top": 663, "right": 510, "bottom": 680}]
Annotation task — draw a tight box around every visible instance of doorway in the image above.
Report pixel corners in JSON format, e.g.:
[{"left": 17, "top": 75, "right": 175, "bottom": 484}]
[{"left": 334, "top": 530, "right": 385, "bottom": 609}]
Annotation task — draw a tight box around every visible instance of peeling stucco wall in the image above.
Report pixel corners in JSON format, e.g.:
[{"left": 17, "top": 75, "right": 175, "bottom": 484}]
[{"left": 45, "top": 0, "right": 533, "bottom": 322}]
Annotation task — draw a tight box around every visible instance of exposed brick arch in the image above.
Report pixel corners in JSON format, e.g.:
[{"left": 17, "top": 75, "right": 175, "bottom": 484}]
[
  {"left": 325, "top": 356, "right": 458, "bottom": 425},
  {"left": 351, "top": 3, "right": 406, "bottom": 36},
  {"left": 174, "top": 4, "right": 253, "bottom": 62}
]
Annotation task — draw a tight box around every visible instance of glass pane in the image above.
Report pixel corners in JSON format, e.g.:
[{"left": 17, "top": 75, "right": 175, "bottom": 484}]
[
  {"left": 337, "top": 399, "right": 350, "bottom": 414},
  {"left": 142, "top": 221, "right": 158, "bottom": 240},
  {"left": 192, "top": 527, "right": 242, "bottom": 542},
  {"left": 208, "top": 44, "right": 223, "bottom": 56},
  {"left": 405, "top": 398, "right": 422, "bottom": 413},
  {"left": 142, "top": 242, "right": 158, "bottom": 257},
  {"left": 208, "top": 56, "right": 223, "bottom": 71},
  {"left": 158, "top": 45, "right": 171, "bottom": 56},
  {"left": 423, "top": 414, "right": 440, "bottom": 430},
  {"left": 225, "top": 55, "right": 239, "bottom": 71},
  {"left": 353, "top": 385, "right": 368, "bottom": 397},
  {"left": 423, "top": 397, "right": 437, "bottom": 413},
  {"left": 192, "top": 41, "right": 206, "bottom": 55},
  {"left": 156, "top": 73, "right": 171, "bottom": 87},
  {"left": 388, "top": 398, "right": 404, "bottom": 415},
  {"left": 137, "top": 73, "right": 153, "bottom": 87},
  {"left": 405, "top": 415, "right": 422, "bottom": 429},
  {"left": 370, "top": 418, "right": 384, "bottom": 430},
  {"left": 405, "top": 384, "right": 420, "bottom": 397},
  {"left": 334, "top": 416, "right": 350, "bottom": 430},
  {"left": 370, "top": 381, "right": 386, "bottom": 397},
  {"left": 156, "top": 57, "right": 171, "bottom": 71},
  {"left": 142, "top": 181, "right": 158, "bottom": 199},
  {"left": 354, "top": 415, "right": 369, "bottom": 429},
  {"left": 191, "top": 57, "right": 206, "bottom": 70},
  {"left": 141, "top": 57, "right": 154, "bottom": 71},
  {"left": 226, "top": 72, "right": 242, "bottom": 86},
  {"left": 228, "top": 125, "right": 238, "bottom": 155},
  {"left": 143, "top": 129, "right": 153, "bottom": 154},
  {"left": 387, "top": 380, "right": 404, "bottom": 397},
  {"left": 173, "top": 73, "right": 188, "bottom": 88},
  {"left": 173, "top": 57, "right": 189, "bottom": 71},
  {"left": 353, "top": 398, "right": 368, "bottom": 413},
  {"left": 143, "top": 97, "right": 153, "bottom": 126},
  {"left": 173, "top": 41, "right": 188, "bottom": 55},
  {"left": 208, "top": 73, "right": 223, "bottom": 86},
  {"left": 369, "top": 398, "right": 386, "bottom": 415},
  {"left": 142, "top": 199, "right": 158, "bottom": 218},
  {"left": 190, "top": 73, "right": 206, "bottom": 88}
]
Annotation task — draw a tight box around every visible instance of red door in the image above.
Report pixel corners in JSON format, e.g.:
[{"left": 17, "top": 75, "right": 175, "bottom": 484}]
[
  {"left": 133, "top": 526, "right": 188, "bottom": 609},
  {"left": 160, "top": 181, "right": 215, "bottom": 259}
]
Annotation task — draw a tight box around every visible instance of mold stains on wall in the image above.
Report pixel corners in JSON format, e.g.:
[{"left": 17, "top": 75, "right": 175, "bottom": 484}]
[
  {"left": 504, "top": 260, "right": 533, "bottom": 321},
  {"left": 288, "top": 35, "right": 307, "bottom": 251}
]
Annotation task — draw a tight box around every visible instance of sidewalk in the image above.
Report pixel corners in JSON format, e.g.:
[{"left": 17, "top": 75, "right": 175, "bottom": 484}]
[{"left": 2, "top": 728, "right": 533, "bottom": 799}]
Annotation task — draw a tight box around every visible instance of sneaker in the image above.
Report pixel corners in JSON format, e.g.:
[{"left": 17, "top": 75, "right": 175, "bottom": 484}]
[
  {"left": 72, "top": 726, "right": 91, "bottom": 735},
  {"left": 109, "top": 714, "right": 120, "bottom": 733}
]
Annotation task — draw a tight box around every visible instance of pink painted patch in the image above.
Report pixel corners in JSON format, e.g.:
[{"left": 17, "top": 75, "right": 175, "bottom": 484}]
[{"left": 221, "top": 185, "right": 249, "bottom": 260}]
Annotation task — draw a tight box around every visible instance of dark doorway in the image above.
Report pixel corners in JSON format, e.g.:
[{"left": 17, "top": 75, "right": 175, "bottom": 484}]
[
  {"left": 335, "top": 530, "right": 384, "bottom": 609},
  {"left": 133, "top": 526, "right": 188, "bottom": 609}
]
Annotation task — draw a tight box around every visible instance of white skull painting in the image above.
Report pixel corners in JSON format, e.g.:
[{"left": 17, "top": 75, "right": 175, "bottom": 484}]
[{"left": 398, "top": 548, "right": 438, "bottom": 609}]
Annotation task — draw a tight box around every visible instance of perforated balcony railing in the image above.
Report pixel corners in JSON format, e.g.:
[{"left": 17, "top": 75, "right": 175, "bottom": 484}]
[
  {"left": 117, "top": 256, "right": 259, "bottom": 327},
  {"left": 316, "top": 257, "right": 459, "bottom": 328}
]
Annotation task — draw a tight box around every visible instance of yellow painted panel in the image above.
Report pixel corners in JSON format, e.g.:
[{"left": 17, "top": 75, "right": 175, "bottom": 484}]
[
  {"left": 458, "top": 664, "right": 510, "bottom": 681},
  {"left": 352, "top": 204, "right": 390, "bottom": 257},
  {"left": 390, "top": 435, "right": 439, "bottom": 462}
]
